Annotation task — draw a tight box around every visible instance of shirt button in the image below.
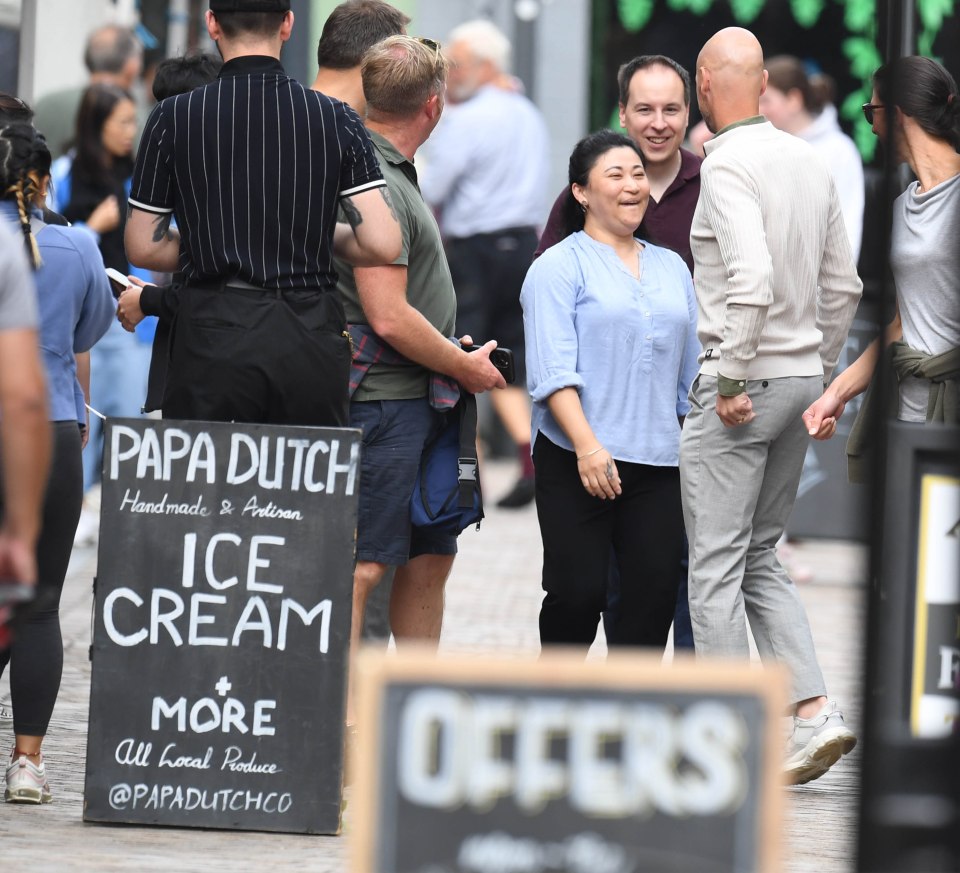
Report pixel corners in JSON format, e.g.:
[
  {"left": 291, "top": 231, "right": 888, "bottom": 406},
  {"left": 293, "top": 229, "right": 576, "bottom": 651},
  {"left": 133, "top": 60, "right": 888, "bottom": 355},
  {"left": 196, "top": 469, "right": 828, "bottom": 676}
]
[
  {"left": 645, "top": 312, "right": 650, "bottom": 317},
  {"left": 646, "top": 334, "right": 652, "bottom": 340}
]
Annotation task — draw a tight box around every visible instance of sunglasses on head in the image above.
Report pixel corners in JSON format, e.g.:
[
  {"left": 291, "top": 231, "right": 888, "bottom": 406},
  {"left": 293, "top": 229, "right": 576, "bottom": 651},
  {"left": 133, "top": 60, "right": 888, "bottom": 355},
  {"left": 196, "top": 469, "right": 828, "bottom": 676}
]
[
  {"left": 415, "top": 37, "right": 442, "bottom": 63},
  {"left": 861, "top": 103, "right": 884, "bottom": 124}
]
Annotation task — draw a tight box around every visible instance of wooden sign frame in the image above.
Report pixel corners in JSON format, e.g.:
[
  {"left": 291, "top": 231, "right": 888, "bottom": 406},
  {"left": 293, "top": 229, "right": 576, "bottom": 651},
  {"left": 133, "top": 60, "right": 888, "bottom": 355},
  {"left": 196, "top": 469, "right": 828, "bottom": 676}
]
[
  {"left": 350, "top": 648, "right": 787, "bottom": 873},
  {"left": 84, "top": 418, "right": 360, "bottom": 834}
]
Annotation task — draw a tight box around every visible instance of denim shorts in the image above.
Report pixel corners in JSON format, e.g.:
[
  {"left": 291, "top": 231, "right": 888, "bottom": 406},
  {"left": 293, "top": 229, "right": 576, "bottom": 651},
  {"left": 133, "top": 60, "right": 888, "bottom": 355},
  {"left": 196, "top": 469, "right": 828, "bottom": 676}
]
[{"left": 350, "top": 396, "right": 458, "bottom": 565}]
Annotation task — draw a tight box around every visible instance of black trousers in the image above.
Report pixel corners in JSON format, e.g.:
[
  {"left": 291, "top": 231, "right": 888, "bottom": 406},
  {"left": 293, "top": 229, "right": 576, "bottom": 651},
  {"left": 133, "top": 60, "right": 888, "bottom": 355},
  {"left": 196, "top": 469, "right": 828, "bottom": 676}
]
[
  {"left": 0, "top": 422, "right": 82, "bottom": 736},
  {"left": 446, "top": 227, "right": 537, "bottom": 385},
  {"left": 162, "top": 284, "right": 350, "bottom": 427},
  {"left": 533, "top": 435, "right": 683, "bottom": 650}
]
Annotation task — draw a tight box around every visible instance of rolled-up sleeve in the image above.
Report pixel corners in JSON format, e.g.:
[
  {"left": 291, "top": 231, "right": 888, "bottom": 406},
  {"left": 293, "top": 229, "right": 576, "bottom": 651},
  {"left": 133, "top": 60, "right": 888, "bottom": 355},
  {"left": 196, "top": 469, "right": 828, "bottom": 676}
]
[{"left": 521, "top": 249, "right": 585, "bottom": 402}]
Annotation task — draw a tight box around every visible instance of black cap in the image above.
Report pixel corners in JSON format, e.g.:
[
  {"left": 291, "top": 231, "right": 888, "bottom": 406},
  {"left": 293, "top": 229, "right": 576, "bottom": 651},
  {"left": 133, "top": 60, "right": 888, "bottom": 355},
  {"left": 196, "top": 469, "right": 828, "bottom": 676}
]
[{"left": 209, "top": 0, "right": 291, "bottom": 11}]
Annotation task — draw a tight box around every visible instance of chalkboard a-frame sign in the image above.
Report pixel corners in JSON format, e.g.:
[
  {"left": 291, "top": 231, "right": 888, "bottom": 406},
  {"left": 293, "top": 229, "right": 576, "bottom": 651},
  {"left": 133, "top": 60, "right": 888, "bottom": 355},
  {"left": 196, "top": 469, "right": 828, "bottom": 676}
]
[
  {"left": 84, "top": 418, "right": 360, "bottom": 834},
  {"left": 351, "top": 650, "right": 787, "bottom": 873}
]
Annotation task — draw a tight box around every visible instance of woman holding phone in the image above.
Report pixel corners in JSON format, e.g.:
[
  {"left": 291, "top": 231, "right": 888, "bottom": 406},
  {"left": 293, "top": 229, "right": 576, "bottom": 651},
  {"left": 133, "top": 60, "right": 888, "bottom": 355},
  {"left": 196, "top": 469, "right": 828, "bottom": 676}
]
[
  {"left": 521, "top": 129, "right": 699, "bottom": 651},
  {"left": 0, "top": 121, "right": 114, "bottom": 803}
]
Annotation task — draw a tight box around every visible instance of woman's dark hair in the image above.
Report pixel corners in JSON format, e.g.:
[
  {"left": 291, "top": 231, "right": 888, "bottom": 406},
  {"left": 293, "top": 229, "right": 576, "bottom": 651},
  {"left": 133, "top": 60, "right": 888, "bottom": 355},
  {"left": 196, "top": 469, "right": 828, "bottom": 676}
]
[
  {"left": 0, "top": 121, "right": 52, "bottom": 268},
  {"left": 874, "top": 56, "right": 960, "bottom": 153},
  {"left": 72, "top": 83, "right": 134, "bottom": 189},
  {"left": 560, "top": 129, "right": 645, "bottom": 239}
]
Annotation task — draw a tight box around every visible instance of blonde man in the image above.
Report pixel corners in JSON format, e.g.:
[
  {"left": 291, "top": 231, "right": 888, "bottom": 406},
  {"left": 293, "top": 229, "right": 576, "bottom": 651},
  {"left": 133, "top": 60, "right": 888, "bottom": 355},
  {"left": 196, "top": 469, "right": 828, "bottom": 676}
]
[{"left": 334, "top": 37, "right": 504, "bottom": 699}]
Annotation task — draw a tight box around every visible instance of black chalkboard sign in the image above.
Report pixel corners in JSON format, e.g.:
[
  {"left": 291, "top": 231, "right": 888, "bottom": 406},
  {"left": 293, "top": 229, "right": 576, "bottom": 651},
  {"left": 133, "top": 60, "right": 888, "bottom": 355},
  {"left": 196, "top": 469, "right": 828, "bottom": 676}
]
[
  {"left": 84, "top": 418, "right": 360, "bottom": 834},
  {"left": 351, "top": 651, "right": 787, "bottom": 873}
]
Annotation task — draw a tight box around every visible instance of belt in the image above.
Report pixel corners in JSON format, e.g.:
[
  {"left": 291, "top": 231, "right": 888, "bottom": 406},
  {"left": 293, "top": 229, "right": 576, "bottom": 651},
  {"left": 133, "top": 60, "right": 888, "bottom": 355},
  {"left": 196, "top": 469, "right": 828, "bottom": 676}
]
[{"left": 192, "top": 278, "right": 332, "bottom": 299}]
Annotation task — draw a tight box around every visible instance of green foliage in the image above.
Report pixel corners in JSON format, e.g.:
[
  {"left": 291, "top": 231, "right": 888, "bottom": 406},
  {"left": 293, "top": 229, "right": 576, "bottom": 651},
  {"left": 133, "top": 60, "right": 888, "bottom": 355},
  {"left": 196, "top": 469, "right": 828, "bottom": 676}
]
[
  {"left": 610, "top": 104, "right": 624, "bottom": 132},
  {"left": 730, "top": 0, "right": 765, "bottom": 22},
  {"left": 917, "top": 0, "right": 954, "bottom": 30},
  {"left": 842, "top": 36, "right": 882, "bottom": 79},
  {"left": 617, "top": 0, "right": 656, "bottom": 31},
  {"left": 917, "top": 0, "right": 954, "bottom": 57},
  {"left": 841, "top": 0, "right": 876, "bottom": 32},
  {"left": 790, "top": 0, "right": 826, "bottom": 27},
  {"left": 665, "top": 0, "right": 715, "bottom": 13}
]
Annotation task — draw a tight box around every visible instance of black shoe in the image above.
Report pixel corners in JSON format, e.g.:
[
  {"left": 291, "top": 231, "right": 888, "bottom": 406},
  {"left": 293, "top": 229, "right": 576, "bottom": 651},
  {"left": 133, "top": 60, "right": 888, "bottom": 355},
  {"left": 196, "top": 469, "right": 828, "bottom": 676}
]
[{"left": 496, "top": 476, "right": 535, "bottom": 509}]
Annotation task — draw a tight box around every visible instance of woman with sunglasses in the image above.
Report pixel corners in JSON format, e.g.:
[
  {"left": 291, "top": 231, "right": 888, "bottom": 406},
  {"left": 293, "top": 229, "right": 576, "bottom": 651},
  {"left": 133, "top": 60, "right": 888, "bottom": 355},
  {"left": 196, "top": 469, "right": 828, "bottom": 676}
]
[
  {"left": 521, "top": 129, "right": 698, "bottom": 651},
  {"left": 803, "top": 56, "right": 960, "bottom": 457},
  {"left": 0, "top": 121, "right": 114, "bottom": 803}
]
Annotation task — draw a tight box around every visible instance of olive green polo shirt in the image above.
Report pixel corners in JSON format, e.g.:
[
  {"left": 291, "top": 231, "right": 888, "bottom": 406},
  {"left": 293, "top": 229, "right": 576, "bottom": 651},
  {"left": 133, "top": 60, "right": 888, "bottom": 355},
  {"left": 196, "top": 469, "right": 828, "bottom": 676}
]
[{"left": 335, "top": 129, "right": 456, "bottom": 401}]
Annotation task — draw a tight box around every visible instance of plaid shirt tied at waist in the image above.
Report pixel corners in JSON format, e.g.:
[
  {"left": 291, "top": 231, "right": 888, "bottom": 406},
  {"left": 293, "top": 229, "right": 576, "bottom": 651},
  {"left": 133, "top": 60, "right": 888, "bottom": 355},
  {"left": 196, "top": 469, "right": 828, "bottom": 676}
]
[{"left": 347, "top": 323, "right": 461, "bottom": 410}]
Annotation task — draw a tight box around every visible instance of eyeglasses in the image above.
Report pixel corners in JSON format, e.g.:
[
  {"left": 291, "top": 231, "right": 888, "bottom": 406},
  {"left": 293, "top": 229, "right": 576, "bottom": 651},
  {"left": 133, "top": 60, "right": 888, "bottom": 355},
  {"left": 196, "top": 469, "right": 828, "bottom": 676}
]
[
  {"left": 861, "top": 103, "right": 885, "bottom": 124},
  {"left": 415, "top": 37, "right": 442, "bottom": 64}
]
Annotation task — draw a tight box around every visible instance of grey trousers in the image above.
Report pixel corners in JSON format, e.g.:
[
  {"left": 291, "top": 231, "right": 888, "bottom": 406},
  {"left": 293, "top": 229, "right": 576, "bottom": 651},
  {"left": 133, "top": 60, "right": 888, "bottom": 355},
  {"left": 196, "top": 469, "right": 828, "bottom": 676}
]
[{"left": 679, "top": 374, "right": 827, "bottom": 705}]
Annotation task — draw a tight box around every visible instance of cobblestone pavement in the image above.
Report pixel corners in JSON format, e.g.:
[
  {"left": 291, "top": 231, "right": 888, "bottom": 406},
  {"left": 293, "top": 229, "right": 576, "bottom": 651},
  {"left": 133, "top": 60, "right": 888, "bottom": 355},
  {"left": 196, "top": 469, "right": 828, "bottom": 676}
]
[{"left": 0, "top": 459, "right": 866, "bottom": 872}]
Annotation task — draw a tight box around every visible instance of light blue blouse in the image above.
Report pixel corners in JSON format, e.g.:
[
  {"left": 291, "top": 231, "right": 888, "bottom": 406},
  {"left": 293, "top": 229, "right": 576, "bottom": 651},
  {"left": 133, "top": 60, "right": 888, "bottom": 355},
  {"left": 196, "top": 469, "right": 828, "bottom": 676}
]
[{"left": 521, "top": 231, "right": 700, "bottom": 467}]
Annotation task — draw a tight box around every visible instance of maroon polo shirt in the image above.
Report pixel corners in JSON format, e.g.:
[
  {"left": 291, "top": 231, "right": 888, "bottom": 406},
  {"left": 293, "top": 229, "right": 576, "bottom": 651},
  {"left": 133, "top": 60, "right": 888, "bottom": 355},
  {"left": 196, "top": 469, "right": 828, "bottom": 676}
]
[{"left": 534, "top": 147, "right": 702, "bottom": 273}]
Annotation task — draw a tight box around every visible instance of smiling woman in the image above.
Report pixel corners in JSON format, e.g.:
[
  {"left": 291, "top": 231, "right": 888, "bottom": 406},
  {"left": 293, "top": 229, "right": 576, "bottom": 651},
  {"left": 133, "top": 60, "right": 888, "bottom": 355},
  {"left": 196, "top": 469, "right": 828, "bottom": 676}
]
[{"left": 520, "top": 128, "right": 700, "bottom": 653}]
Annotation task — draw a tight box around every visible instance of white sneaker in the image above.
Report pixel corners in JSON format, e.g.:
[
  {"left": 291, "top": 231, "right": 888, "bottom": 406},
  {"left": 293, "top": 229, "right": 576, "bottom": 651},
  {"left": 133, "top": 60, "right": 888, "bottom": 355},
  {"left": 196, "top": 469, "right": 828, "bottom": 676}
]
[
  {"left": 73, "top": 506, "right": 100, "bottom": 548},
  {"left": 5, "top": 752, "right": 53, "bottom": 804},
  {"left": 784, "top": 700, "right": 857, "bottom": 785}
]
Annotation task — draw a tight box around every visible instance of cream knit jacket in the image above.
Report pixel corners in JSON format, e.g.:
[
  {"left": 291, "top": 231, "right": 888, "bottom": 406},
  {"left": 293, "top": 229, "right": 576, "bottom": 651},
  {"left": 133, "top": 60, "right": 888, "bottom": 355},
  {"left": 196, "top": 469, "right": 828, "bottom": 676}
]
[{"left": 690, "top": 119, "right": 862, "bottom": 385}]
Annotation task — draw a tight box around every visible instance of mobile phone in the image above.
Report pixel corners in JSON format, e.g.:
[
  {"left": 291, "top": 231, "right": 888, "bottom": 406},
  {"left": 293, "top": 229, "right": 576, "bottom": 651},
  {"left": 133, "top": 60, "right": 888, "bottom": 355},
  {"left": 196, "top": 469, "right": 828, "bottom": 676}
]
[
  {"left": 105, "top": 267, "right": 131, "bottom": 299},
  {"left": 463, "top": 342, "right": 516, "bottom": 385}
]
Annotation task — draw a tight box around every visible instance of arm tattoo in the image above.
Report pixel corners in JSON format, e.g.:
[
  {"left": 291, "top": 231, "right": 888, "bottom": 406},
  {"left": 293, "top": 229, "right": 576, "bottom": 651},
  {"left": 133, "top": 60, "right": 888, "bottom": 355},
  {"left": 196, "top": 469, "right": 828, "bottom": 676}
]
[
  {"left": 341, "top": 198, "right": 363, "bottom": 230},
  {"left": 151, "top": 212, "right": 174, "bottom": 244},
  {"left": 380, "top": 187, "right": 398, "bottom": 222}
]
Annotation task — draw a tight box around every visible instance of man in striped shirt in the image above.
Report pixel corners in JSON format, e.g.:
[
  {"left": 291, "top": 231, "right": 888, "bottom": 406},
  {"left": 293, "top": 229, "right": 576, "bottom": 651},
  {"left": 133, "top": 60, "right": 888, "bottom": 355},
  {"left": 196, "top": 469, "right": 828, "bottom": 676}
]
[{"left": 124, "top": 0, "right": 401, "bottom": 427}]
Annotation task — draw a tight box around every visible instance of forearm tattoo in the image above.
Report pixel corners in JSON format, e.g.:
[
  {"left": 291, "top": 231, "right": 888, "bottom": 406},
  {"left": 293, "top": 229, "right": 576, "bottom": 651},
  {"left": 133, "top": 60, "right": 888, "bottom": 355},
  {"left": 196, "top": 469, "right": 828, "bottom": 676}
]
[{"left": 342, "top": 198, "right": 363, "bottom": 230}]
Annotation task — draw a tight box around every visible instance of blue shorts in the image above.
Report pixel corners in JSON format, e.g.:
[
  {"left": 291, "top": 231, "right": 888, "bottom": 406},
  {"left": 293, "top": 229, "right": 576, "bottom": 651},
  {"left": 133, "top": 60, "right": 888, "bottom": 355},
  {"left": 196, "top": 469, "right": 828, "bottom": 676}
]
[{"left": 351, "top": 397, "right": 458, "bottom": 565}]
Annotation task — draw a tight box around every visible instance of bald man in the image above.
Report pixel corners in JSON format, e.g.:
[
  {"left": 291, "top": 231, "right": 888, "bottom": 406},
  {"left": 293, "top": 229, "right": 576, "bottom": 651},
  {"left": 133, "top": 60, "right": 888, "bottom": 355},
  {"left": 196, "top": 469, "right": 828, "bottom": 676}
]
[{"left": 679, "top": 28, "right": 862, "bottom": 785}]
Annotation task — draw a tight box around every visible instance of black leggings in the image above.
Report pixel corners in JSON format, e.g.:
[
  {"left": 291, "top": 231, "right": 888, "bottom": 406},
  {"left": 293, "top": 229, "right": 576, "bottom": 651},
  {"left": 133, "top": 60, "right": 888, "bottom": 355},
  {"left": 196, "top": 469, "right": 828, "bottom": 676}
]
[
  {"left": 533, "top": 435, "right": 683, "bottom": 651},
  {"left": 0, "top": 421, "right": 82, "bottom": 736}
]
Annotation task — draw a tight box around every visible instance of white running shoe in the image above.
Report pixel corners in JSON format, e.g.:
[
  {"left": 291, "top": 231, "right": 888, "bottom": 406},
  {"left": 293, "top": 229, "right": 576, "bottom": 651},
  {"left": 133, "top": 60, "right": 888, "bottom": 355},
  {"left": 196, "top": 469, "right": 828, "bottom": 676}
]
[
  {"left": 5, "top": 752, "right": 53, "bottom": 804},
  {"left": 784, "top": 700, "right": 857, "bottom": 785}
]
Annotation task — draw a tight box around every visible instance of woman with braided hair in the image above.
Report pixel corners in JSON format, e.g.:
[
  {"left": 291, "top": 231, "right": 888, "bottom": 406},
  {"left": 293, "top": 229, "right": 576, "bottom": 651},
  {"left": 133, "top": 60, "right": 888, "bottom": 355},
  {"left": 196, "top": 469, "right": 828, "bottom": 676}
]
[{"left": 0, "top": 121, "right": 114, "bottom": 803}]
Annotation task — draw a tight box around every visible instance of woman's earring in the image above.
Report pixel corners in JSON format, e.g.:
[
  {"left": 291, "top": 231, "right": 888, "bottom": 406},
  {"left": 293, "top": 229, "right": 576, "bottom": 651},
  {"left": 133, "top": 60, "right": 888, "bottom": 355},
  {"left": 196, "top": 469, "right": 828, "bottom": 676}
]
[{"left": 579, "top": 200, "right": 588, "bottom": 213}]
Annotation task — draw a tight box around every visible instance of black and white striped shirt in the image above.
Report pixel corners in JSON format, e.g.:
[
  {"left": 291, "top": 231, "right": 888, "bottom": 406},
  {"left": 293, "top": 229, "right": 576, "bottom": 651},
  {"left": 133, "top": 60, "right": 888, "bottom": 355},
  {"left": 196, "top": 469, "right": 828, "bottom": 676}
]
[{"left": 129, "top": 55, "right": 386, "bottom": 291}]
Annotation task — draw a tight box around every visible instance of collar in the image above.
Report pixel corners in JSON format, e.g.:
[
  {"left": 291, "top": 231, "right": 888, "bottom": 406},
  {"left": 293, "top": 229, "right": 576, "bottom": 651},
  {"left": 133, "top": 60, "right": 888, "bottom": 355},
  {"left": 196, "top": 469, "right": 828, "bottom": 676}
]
[
  {"left": 218, "top": 55, "right": 286, "bottom": 78},
  {"left": 713, "top": 115, "right": 766, "bottom": 138},
  {"left": 705, "top": 116, "right": 769, "bottom": 155},
  {"left": 677, "top": 147, "right": 702, "bottom": 180},
  {"left": 368, "top": 129, "right": 410, "bottom": 169}
]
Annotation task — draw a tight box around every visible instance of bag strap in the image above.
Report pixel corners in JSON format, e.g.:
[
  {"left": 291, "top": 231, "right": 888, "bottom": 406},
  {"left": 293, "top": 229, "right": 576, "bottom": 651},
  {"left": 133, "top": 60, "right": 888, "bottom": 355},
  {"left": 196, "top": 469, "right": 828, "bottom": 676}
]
[{"left": 457, "top": 392, "right": 479, "bottom": 508}]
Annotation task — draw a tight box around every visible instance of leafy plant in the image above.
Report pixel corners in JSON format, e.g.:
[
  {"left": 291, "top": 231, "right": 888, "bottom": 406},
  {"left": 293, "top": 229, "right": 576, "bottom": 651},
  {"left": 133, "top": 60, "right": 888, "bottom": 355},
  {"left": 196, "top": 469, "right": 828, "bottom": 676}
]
[
  {"left": 730, "top": 0, "right": 765, "bottom": 22},
  {"left": 618, "top": 0, "right": 656, "bottom": 31},
  {"left": 790, "top": 0, "right": 826, "bottom": 27}
]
